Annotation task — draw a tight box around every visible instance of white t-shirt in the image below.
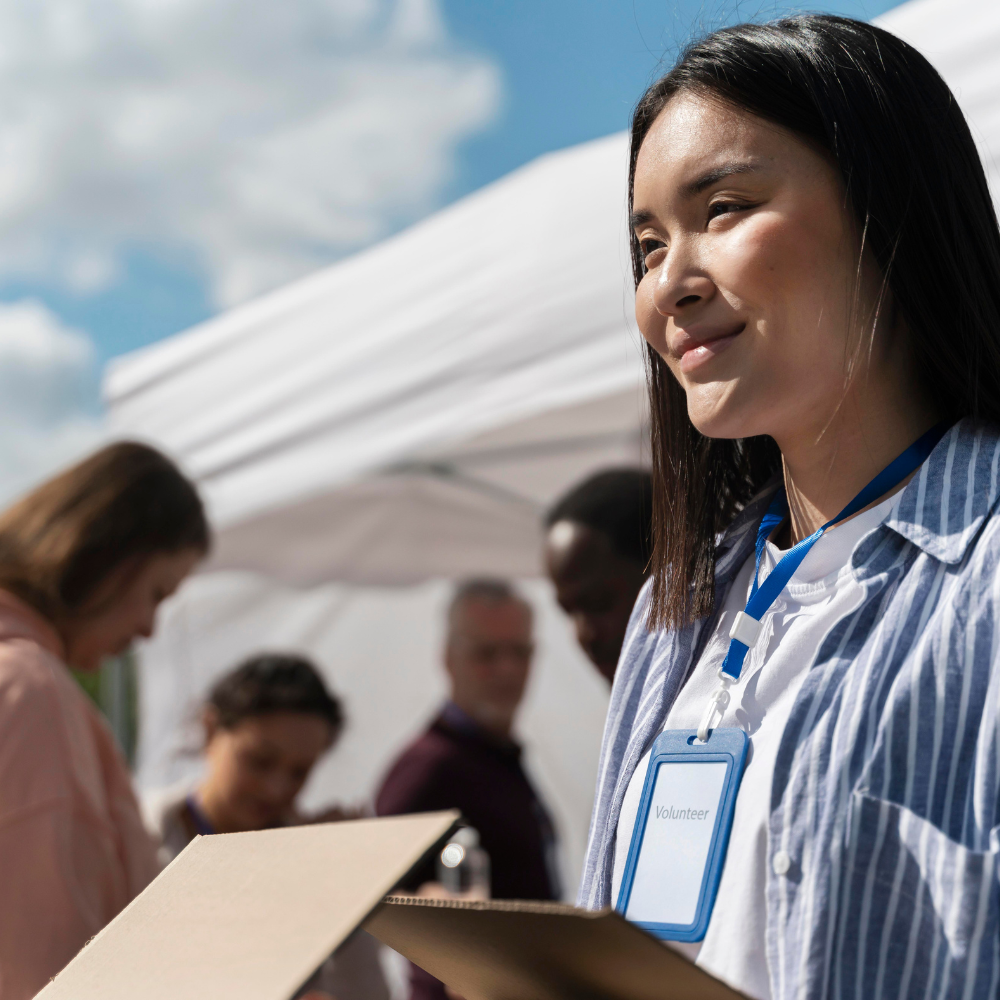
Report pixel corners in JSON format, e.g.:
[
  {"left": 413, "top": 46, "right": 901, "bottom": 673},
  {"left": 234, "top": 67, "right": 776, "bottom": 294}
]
[{"left": 611, "top": 493, "right": 898, "bottom": 1000}]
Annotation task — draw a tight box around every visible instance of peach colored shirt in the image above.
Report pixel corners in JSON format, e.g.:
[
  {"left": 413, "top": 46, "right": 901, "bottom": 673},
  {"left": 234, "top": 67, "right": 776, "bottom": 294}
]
[{"left": 0, "top": 591, "right": 159, "bottom": 1000}]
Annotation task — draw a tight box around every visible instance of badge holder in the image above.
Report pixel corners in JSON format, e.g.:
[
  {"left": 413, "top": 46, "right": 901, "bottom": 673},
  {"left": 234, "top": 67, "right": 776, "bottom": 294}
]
[{"left": 614, "top": 727, "right": 748, "bottom": 942}]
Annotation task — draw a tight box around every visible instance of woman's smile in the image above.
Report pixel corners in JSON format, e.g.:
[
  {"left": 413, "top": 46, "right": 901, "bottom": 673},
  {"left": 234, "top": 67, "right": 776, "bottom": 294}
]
[{"left": 672, "top": 322, "right": 747, "bottom": 373}]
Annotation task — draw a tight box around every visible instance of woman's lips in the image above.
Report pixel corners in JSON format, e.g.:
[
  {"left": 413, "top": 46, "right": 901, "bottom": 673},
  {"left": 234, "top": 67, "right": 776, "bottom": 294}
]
[{"left": 676, "top": 323, "right": 746, "bottom": 374}]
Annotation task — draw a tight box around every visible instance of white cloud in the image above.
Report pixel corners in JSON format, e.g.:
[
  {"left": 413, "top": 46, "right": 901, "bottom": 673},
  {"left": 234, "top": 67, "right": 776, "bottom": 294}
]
[
  {"left": 0, "top": 0, "right": 501, "bottom": 307},
  {"left": 0, "top": 300, "right": 103, "bottom": 504}
]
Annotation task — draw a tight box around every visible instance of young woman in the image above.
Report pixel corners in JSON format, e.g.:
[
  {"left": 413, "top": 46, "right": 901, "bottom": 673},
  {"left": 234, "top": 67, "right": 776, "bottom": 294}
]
[
  {"left": 0, "top": 442, "right": 208, "bottom": 1000},
  {"left": 147, "top": 653, "right": 347, "bottom": 858},
  {"left": 580, "top": 15, "right": 1000, "bottom": 1000},
  {"left": 145, "top": 653, "right": 389, "bottom": 1000}
]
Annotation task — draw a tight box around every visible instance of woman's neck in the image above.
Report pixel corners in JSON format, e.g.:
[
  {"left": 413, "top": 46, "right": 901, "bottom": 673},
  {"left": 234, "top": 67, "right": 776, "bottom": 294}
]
[{"left": 775, "top": 397, "right": 939, "bottom": 546}]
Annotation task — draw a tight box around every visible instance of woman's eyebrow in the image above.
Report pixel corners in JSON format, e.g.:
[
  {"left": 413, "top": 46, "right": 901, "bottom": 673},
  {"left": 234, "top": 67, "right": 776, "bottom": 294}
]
[
  {"left": 631, "top": 159, "right": 768, "bottom": 230},
  {"left": 630, "top": 208, "right": 656, "bottom": 231},
  {"left": 683, "top": 159, "right": 764, "bottom": 196}
]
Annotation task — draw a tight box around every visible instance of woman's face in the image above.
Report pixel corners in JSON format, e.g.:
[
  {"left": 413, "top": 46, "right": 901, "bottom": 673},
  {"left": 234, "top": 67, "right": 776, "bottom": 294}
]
[
  {"left": 202, "top": 711, "right": 335, "bottom": 831},
  {"left": 63, "top": 548, "right": 201, "bottom": 671},
  {"left": 632, "top": 91, "right": 889, "bottom": 445}
]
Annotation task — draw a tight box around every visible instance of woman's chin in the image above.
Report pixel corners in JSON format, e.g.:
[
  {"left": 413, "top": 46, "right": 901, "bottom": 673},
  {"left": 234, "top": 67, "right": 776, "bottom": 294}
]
[
  {"left": 682, "top": 382, "right": 757, "bottom": 438},
  {"left": 686, "top": 407, "right": 759, "bottom": 441}
]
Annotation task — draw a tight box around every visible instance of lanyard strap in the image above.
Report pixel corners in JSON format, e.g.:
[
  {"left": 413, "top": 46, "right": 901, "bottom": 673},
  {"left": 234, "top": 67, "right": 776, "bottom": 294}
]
[{"left": 696, "top": 421, "right": 949, "bottom": 742}]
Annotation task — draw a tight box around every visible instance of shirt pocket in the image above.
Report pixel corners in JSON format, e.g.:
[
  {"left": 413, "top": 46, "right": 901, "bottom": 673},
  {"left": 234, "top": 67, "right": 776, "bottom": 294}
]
[{"left": 834, "top": 790, "right": 999, "bottom": 1000}]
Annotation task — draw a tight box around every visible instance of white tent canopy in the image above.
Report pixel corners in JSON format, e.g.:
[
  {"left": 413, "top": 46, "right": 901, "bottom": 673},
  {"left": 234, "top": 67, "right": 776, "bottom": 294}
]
[
  {"left": 105, "top": 0, "right": 1000, "bottom": 590},
  {"left": 106, "top": 132, "right": 646, "bottom": 586},
  {"left": 104, "top": 0, "right": 997, "bottom": 900},
  {"left": 107, "top": 130, "right": 644, "bottom": 897}
]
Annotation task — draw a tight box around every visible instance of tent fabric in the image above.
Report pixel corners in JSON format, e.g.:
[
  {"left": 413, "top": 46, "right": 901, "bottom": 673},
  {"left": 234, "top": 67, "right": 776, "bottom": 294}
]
[
  {"left": 105, "top": 132, "right": 646, "bottom": 586},
  {"left": 104, "top": 0, "right": 1000, "bottom": 590},
  {"left": 875, "top": 0, "right": 1000, "bottom": 168}
]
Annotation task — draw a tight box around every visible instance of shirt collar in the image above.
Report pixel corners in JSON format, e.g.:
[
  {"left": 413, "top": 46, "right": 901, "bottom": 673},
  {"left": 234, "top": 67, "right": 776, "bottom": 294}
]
[
  {"left": 440, "top": 699, "right": 483, "bottom": 735},
  {"left": 716, "top": 419, "right": 999, "bottom": 571},
  {"left": 882, "top": 419, "right": 999, "bottom": 565},
  {"left": 438, "top": 700, "right": 522, "bottom": 755}
]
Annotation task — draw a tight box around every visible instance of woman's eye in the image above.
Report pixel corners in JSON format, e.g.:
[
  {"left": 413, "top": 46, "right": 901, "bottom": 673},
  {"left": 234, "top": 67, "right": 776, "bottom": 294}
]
[
  {"left": 708, "top": 201, "right": 751, "bottom": 220},
  {"left": 639, "top": 238, "right": 666, "bottom": 259}
]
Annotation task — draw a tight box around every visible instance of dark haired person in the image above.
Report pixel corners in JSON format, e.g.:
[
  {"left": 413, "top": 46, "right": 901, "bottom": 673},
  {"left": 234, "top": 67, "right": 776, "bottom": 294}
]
[
  {"left": 376, "top": 579, "right": 559, "bottom": 1000},
  {"left": 0, "top": 442, "right": 209, "bottom": 1000},
  {"left": 147, "top": 653, "right": 346, "bottom": 855},
  {"left": 544, "top": 468, "right": 652, "bottom": 681},
  {"left": 579, "top": 15, "right": 1000, "bottom": 1000},
  {"left": 145, "top": 653, "right": 388, "bottom": 1000}
]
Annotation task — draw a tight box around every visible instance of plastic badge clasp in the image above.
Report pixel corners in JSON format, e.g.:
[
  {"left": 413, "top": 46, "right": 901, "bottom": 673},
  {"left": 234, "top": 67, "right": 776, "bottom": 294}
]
[
  {"left": 729, "top": 610, "right": 763, "bottom": 647},
  {"left": 695, "top": 612, "right": 763, "bottom": 742},
  {"left": 697, "top": 668, "right": 735, "bottom": 743}
]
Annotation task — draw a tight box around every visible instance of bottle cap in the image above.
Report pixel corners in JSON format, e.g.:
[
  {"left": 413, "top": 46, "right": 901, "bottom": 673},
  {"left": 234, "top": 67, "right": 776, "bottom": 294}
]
[{"left": 451, "top": 825, "right": 480, "bottom": 848}]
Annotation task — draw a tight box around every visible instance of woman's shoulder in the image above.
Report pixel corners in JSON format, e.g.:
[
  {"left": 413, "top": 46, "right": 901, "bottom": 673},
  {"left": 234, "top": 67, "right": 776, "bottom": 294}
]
[
  {"left": 0, "top": 630, "right": 66, "bottom": 723},
  {"left": 885, "top": 419, "right": 1000, "bottom": 570},
  {"left": 0, "top": 588, "right": 69, "bottom": 708}
]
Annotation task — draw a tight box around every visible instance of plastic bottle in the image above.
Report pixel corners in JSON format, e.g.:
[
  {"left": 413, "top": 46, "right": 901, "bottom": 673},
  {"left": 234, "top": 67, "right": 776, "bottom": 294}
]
[{"left": 435, "top": 825, "right": 491, "bottom": 899}]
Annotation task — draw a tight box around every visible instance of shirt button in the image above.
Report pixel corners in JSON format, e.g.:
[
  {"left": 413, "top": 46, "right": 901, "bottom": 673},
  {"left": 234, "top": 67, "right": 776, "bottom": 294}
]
[{"left": 772, "top": 851, "right": 792, "bottom": 876}]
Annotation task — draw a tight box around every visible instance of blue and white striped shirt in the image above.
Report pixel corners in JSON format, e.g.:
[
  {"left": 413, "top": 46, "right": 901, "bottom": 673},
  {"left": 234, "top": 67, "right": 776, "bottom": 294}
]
[{"left": 579, "top": 419, "right": 1000, "bottom": 999}]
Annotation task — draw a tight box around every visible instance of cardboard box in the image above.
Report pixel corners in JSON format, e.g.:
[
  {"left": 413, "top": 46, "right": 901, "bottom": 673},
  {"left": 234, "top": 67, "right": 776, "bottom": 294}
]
[
  {"left": 366, "top": 895, "right": 745, "bottom": 1000},
  {"left": 36, "top": 810, "right": 460, "bottom": 1000},
  {"left": 37, "top": 810, "right": 743, "bottom": 1000}
]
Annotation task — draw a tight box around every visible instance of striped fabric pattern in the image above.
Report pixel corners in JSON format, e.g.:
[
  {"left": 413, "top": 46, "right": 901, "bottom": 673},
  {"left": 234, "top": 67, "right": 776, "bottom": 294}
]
[{"left": 578, "top": 419, "right": 1000, "bottom": 999}]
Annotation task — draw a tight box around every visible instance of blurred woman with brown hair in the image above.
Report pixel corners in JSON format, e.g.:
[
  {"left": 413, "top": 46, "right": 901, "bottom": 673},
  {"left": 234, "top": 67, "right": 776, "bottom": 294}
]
[{"left": 0, "top": 441, "right": 209, "bottom": 1000}]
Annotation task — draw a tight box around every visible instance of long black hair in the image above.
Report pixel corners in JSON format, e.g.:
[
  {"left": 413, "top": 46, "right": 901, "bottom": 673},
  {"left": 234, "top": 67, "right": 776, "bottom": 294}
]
[{"left": 634, "top": 15, "right": 1000, "bottom": 630}]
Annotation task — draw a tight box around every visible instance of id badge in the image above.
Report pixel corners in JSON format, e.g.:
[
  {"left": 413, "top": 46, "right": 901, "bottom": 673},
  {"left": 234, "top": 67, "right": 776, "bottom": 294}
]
[{"left": 615, "top": 728, "right": 748, "bottom": 942}]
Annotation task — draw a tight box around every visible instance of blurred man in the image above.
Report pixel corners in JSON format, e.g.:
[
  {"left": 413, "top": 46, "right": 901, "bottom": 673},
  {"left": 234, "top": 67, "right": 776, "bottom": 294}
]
[
  {"left": 544, "top": 469, "right": 652, "bottom": 683},
  {"left": 375, "top": 578, "right": 559, "bottom": 1000}
]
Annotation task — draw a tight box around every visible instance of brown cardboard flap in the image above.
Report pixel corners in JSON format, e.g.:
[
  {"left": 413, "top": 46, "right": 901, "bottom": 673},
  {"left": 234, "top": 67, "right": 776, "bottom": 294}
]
[
  {"left": 37, "top": 811, "right": 459, "bottom": 1000},
  {"left": 366, "top": 896, "right": 747, "bottom": 1000}
]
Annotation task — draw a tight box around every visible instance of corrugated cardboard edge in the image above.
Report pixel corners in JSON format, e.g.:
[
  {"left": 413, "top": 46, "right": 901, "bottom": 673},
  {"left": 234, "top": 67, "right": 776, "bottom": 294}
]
[
  {"left": 383, "top": 895, "right": 603, "bottom": 917},
  {"left": 368, "top": 892, "right": 750, "bottom": 1000}
]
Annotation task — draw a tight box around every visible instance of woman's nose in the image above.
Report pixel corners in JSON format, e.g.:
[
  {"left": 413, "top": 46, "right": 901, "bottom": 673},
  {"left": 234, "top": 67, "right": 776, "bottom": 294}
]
[{"left": 651, "top": 246, "right": 715, "bottom": 318}]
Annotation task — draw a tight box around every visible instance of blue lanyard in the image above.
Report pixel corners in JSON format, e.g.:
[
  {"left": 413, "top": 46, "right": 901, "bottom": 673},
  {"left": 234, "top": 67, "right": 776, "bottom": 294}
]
[{"left": 719, "top": 422, "right": 949, "bottom": 682}]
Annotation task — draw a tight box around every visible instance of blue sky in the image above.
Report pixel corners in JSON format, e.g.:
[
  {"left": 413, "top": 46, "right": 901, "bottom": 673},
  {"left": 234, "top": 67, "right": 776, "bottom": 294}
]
[
  {"left": 442, "top": 1, "right": 902, "bottom": 201},
  {"left": 0, "top": 1, "right": 903, "bottom": 366},
  {"left": 0, "top": 1, "right": 909, "bottom": 501}
]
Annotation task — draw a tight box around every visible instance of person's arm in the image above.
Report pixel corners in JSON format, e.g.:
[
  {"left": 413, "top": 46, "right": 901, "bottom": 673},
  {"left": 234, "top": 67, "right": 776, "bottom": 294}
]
[
  {"left": 0, "top": 651, "right": 123, "bottom": 1000},
  {"left": 0, "top": 799, "right": 109, "bottom": 1000}
]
